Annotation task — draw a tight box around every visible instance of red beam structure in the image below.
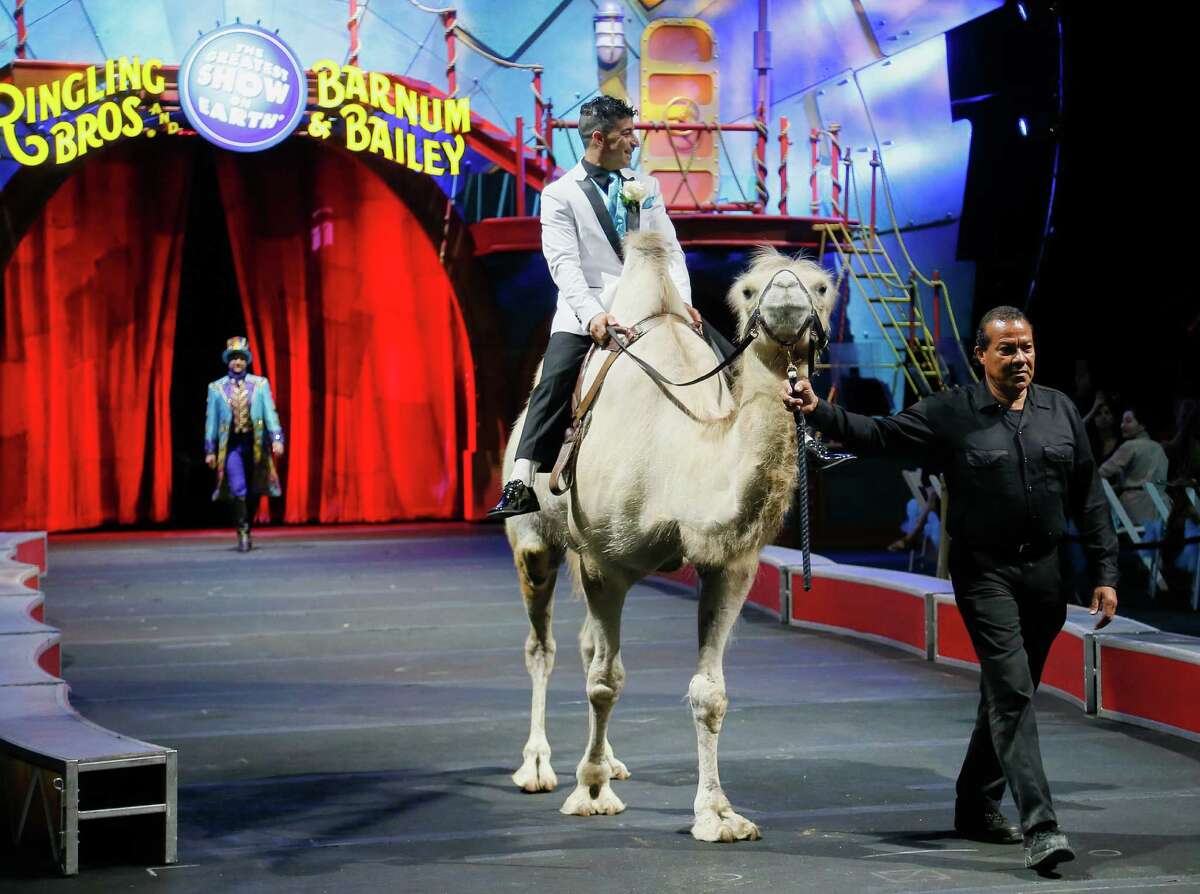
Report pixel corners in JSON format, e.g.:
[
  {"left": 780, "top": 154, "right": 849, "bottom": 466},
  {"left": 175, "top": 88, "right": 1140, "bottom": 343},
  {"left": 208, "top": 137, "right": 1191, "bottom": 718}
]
[
  {"left": 514, "top": 116, "right": 526, "bottom": 217},
  {"left": 347, "top": 0, "right": 361, "bottom": 68},
  {"left": 778, "top": 115, "right": 789, "bottom": 216},
  {"left": 809, "top": 128, "right": 820, "bottom": 215},
  {"left": 442, "top": 9, "right": 457, "bottom": 96}
]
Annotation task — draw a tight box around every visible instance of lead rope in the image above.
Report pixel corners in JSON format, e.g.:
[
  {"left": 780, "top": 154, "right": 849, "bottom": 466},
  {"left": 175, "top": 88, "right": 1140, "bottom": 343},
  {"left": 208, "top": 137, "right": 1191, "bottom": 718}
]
[{"left": 787, "top": 361, "right": 813, "bottom": 592}]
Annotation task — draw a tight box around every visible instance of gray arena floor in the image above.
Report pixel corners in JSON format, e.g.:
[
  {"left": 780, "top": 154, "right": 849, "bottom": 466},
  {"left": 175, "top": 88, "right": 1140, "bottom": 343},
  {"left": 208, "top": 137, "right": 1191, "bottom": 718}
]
[{"left": 3, "top": 526, "right": 1199, "bottom": 893}]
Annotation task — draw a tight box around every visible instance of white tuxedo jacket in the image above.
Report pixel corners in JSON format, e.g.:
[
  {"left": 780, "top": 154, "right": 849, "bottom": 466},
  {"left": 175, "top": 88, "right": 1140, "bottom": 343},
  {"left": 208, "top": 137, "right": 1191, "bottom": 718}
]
[{"left": 542, "top": 162, "right": 691, "bottom": 336}]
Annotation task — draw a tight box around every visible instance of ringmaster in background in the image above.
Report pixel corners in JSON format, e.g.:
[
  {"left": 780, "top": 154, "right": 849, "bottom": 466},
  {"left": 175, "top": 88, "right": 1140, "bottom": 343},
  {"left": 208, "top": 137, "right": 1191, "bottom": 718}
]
[
  {"left": 204, "top": 337, "right": 285, "bottom": 552},
  {"left": 786, "top": 305, "right": 1119, "bottom": 872}
]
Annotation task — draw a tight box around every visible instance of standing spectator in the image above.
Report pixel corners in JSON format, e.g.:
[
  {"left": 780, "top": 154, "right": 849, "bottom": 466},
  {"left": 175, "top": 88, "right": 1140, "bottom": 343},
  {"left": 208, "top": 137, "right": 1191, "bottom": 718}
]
[{"left": 1099, "top": 407, "right": 1169, "bottom": 526}]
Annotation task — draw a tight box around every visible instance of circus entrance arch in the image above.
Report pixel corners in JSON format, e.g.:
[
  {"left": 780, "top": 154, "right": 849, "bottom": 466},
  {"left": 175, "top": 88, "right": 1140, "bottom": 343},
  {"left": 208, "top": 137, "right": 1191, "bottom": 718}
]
[{"left": 0, "top": 130, "right": 501, "bottom": 532}]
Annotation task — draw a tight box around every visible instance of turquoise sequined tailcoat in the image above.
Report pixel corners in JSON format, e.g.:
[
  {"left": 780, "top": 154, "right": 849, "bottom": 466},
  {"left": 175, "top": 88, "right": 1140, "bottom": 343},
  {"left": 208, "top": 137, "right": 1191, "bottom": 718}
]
[{"left": 204, "top": 374, "right": 285, "bottom": 501}]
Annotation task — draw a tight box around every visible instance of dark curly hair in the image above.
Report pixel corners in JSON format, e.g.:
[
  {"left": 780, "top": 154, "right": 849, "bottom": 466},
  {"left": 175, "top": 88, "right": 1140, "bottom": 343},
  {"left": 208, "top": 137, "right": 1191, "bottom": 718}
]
[{"left": 578, "top": 95, "right": 637, "bottom": 142}]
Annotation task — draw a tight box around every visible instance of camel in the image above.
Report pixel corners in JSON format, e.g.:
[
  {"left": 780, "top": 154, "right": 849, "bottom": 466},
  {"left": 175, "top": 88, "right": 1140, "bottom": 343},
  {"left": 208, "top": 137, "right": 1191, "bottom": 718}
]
[{"left": 504, "top": 232, "right": 834, "bottom": 841}]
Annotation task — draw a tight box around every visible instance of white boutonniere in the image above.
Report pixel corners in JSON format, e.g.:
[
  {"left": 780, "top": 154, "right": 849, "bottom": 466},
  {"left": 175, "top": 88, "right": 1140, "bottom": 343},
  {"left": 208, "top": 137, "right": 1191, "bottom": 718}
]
[{"left": 620, "top": 180, "right": 647, "bottom": 209}]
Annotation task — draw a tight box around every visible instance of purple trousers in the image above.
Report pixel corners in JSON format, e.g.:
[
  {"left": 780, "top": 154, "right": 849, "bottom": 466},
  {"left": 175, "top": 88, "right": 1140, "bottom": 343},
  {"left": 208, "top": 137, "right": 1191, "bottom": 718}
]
[{"left": 225, "top": 432, "right": 255, "bottom": 499}]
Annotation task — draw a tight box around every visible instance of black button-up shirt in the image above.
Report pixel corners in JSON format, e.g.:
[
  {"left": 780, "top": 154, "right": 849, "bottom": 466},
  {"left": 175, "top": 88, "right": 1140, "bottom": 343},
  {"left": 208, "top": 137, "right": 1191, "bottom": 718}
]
[{"left": 810, "top": 380, "right": 1118, "bottom": 587}]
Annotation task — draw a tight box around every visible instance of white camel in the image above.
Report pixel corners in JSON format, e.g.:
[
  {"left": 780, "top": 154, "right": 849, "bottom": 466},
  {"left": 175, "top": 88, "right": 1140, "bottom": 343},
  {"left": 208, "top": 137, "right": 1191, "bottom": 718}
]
[{"left": 504, "top": 232, "right": 833, "bottom": 841}]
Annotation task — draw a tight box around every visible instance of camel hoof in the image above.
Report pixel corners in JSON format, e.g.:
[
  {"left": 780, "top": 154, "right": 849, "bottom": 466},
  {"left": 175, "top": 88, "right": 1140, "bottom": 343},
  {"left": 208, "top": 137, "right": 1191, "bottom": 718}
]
[
  {"left": 606, "top": 755, "right": 631, "bottom": 780},
  {"left": 691, "top": 808, "right": 761, "bottom": 843},
  {"left": 512, "top": 753, "right": 558, "bottom": 793},
  {"left": 560, "top": 783, "right": 625, "bottom": 816}
]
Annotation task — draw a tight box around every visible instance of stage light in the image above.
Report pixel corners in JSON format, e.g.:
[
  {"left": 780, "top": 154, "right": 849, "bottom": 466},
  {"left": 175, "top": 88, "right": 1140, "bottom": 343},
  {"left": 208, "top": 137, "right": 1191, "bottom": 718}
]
[
  {"left": 1016, "top": 2, "right": 1029, "bottom": 21},
  {"left": 1017, "top": 117, "right": 1029, "bottom": 137}
]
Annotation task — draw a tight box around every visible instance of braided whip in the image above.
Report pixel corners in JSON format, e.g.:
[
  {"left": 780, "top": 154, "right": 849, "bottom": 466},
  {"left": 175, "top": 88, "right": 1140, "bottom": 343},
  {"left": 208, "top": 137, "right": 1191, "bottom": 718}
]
[{"left": 787, "top": 364, "right": 813, "bottom": 592}]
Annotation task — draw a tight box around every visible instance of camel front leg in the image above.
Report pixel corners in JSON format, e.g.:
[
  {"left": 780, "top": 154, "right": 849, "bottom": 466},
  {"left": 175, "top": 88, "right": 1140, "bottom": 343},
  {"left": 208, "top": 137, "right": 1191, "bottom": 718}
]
[
  {"left": 689, "top": 561, "right": 761, "bottom": 842},
  {"left": 579, "top": 614, "right": 630, "bottom": 780},
  {"left": 561, "top": 564, "right": 628, "bottom": 816},
  {"left": 512, "top": 545, "right": 562, "bottom": 793}
]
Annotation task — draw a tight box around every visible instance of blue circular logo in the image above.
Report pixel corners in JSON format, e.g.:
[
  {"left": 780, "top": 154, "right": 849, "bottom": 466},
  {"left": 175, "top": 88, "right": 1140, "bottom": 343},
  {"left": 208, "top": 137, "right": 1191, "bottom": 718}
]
[{"left": 179, "top": 24, "right": 307, "bottom": 153}]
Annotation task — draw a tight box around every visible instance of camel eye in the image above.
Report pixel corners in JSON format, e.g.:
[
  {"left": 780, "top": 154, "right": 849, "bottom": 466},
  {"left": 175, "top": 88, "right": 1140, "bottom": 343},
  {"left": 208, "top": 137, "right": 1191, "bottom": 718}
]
[
  {"left": 817, "top": 283, "right": 828, "bottom": 295},
  {"left": 742, "top": 286, "right": 753, "bottom": 299}
]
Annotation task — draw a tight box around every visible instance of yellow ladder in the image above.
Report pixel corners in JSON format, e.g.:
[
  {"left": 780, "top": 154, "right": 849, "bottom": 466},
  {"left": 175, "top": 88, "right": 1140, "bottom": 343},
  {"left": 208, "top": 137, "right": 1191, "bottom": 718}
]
[{"left": 815, "top": 218, "right": 976, "bottom": 397}]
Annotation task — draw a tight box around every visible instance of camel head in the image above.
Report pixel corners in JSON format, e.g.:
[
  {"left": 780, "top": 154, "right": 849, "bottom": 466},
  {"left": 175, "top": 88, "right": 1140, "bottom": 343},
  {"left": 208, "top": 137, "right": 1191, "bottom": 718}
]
[{"left": 726, "top": 247, "right": 836, "bottom": 373}]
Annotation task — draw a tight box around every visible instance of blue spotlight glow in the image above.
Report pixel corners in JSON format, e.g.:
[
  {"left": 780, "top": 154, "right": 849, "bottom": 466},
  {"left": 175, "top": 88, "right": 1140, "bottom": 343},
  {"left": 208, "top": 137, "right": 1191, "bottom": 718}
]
[
  {"left": 1017, "top": 117, "right": 1029, "bottom": 137},
  {"left": 1016, "top": 3, "right": 1029, "bottom": 21}
]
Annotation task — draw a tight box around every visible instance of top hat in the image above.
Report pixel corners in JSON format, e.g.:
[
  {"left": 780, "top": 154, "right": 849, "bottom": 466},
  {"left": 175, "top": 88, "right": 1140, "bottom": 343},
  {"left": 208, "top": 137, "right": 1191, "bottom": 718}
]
[{"left": 221, "top": 336, "right": 253, "bottom": 366}]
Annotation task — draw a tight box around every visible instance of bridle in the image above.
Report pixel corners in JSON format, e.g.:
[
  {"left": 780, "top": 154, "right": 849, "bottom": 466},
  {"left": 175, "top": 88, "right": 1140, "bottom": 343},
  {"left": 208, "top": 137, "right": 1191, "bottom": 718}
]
[
  {"left": 749, "top": 267, "right": 829, "bottom": 376},
  {"left": 601, "top": 266, "right": 830, "bottom": 391}
]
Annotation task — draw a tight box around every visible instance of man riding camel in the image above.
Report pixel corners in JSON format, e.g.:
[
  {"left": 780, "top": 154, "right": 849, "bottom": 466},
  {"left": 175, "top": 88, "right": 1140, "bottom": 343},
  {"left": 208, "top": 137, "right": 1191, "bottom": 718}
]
[{"left": 489, "top": 95, "right": 850, "bottom": 519}]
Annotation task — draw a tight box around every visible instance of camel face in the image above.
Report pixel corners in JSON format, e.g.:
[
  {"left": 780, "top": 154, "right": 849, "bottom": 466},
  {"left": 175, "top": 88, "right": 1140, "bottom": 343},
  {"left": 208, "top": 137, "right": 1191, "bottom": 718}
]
[{"left": 728, "top": 250, "right": 834, "bottom": 351}]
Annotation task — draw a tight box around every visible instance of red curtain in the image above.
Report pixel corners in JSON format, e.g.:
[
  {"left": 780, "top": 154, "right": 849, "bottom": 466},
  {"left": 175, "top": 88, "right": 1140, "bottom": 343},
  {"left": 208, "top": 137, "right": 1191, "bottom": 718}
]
[
  {"left": 216, "top": 142, "right": 474, "bottom": 522},
  {"left": 0, "top": 145, "right": 192, "bottom": 531}
]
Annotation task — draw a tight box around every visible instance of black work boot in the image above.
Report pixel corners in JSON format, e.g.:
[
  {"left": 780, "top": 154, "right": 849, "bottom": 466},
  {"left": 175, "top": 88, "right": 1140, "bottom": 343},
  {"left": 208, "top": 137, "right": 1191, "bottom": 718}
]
[
  {"left": 232, "top": 498, "right": 252, "bottom": 553},
  {"left": 1024, "top": 827, "right": 1075, "bottom": 871},
  {"left": 954, "top": 804, "right": 1022, "bottom": 844}
]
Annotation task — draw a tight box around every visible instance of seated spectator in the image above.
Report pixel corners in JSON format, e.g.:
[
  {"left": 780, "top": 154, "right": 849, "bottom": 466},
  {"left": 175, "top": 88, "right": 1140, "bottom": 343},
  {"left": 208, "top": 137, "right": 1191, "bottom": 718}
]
[
  {"left": 888, "top": 473, "right": 941, "bottom": 570},
  {"left": 1099, "top": 406, "right": 1169, "bottom": 526}
]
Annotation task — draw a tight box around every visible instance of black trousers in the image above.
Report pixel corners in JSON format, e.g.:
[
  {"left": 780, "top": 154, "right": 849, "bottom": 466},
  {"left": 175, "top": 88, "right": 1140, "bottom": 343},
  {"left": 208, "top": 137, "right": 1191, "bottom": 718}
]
[
  {"left": 514, "top": 324, "right": 736, "bottom": 469},
  {"left": 950, "top": 544, "right": 1069, "bottom": 834}
]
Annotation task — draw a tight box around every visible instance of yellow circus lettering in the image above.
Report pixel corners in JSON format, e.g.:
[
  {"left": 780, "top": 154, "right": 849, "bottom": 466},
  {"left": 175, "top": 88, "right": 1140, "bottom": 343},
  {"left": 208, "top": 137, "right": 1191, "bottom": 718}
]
[
  {"left": 404, "top": 131, "right": 422, "bottom": 172},
  {"left": 343, "top": 65, "right": 368, "bottom": 104},
  {"left": 343, "top": 104, "right": 370, "bottom": 151},
  {"left": 62, "top": 73, "right": 86, "bottom": 111},
  {"left": 96, "top": 102, "right": 122, "bottom": 141},
  {"left": 393, "top": 126, "right": 405, "bottom": 164},
  {"left": 395, "top": 84, "right": 418, "bottom": 126},
  {"left": 50, "top": 121, "right": 76, "bottom": 163},
  {"left": 444, "top": 97, "right": 470, "bottom": 134},
  {"left": 76, "top": 113, "right": 102, "bottom": 153},
  {"left": 85, "top": 65, "right": 104, "bottom": 104},
  {"left": 106, "top": 58, "right": 116, "bottom": 91},
  {"left": 23, "top": 86, "right": 36, "bottom": 123},
  {"left": 120, "top": 95, "right": 144, "bottom": 136},
  {"left": 423, "top": 138, "right": 444, "bottom": 175},
  {"left": 369, "top": 72, "right": 394, "bottom": 115},
  {"left": 143, "top": 59, "right": 165, "bottom": 94},
  {"left": 1, "top": 126, "right": 48, "bottom": 165},
  {"left": 443, "top": 135, "right": 465, "bottom": 175},
  {"left": 368, "top": 117, "right": 393, "bottom": 160},
  {"left": 312, "top": 60, "right": 344, "bottom": 108},
  {"left": 117, "top": 57, "right": 142, "bottom": 92},
  {"left": 36, "top": 80, "right": 62, "bottom": 123},
  {"left": 418, "top": 94, "right": 440, "bottom": 133},
  {"left": 0, "top": 82, "right": 24, "bottom": 127}
]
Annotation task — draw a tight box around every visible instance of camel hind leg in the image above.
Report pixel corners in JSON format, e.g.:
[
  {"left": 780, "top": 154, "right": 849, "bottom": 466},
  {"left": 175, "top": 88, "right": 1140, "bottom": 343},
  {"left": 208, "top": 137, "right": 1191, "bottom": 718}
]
[
  {"left": 561, "top": 558, "right": 629, "bottom": 816},
  {"left": 689, "top": 559, "right": 761, "bottom": 842},
  {"left": 510, "top": 535, "right": 564, "bottom": 793}
]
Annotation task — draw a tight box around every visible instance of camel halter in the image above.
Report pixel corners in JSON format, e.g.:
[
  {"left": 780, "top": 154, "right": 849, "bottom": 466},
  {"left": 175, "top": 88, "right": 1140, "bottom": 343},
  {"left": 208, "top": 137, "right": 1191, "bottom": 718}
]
[{"left": 751, "top": 266, "right": 828, "bottom": 594}]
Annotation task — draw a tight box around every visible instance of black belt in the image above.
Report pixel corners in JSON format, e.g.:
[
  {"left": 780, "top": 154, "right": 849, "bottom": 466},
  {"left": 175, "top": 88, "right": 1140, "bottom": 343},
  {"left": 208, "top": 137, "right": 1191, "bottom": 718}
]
[{"left": 961, "top": 539, "right": 1060, "bottom": 562}]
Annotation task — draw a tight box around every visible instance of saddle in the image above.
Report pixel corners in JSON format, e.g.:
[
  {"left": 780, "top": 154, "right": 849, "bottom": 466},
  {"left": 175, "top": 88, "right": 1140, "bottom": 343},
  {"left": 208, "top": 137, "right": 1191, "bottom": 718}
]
[{"left": 547, "top": 315, "right": 736, "bottom": 496}]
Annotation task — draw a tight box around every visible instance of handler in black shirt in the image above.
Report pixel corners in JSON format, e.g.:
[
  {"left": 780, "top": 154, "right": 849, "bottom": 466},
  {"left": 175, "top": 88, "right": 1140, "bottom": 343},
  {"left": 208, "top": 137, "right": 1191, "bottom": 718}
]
[{"left": 786, "top": 306, "right": 1118, "bottom": 872}]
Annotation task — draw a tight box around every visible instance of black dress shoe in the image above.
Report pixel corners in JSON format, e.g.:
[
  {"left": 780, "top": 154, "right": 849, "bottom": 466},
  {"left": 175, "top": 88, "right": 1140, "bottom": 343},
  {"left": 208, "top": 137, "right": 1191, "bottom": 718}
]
[
  {"left": 1024, "top": 828, "right": 1075, "bottom": 870},
  {"left": 954, "top": 806, "right": 1022, "bottom": 844},
  {"left": 488, "top": 480, "right": 541, "bottom": 519},
  {"left": 804, "top": 434, "right": 856, "bottom": 471}
]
